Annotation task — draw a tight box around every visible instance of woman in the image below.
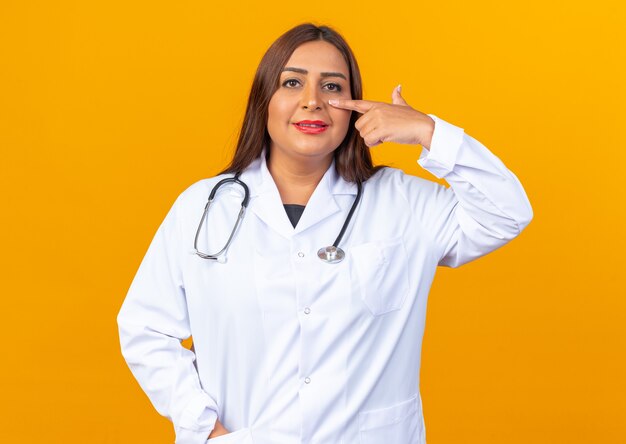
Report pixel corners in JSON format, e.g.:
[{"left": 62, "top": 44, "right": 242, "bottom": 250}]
[{"left": 117, "top": 23, "right": 533, "bottom": 444}]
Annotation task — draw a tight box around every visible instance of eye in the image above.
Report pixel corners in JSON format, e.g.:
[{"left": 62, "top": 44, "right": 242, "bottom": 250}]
[
  {"left": 282, "top": 78, "right": 301, "bottom": 88},
  {"left": 324, "top": 82, "right": 342, "bottom": 92}
]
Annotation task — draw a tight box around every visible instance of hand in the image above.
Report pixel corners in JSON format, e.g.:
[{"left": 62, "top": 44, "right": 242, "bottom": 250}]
[
  {"left": 328, "top": 85, "right": 435, "bottom": 149},
  {"left": 208, "top": 419, "right": 230, "bottom": 439}
]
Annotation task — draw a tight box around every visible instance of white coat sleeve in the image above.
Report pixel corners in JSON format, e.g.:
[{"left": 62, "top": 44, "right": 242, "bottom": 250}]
[
  {"left": 117, "top": 195, "right": 218, "bottom": 444},
  {"left": 417, "top": 114, "right": 533, "bottom": 268}
]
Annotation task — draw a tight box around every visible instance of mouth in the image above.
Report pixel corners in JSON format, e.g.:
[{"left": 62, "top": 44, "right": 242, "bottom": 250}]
[{"left": 293, "top": 120, "right": 329, "bottom": 134}]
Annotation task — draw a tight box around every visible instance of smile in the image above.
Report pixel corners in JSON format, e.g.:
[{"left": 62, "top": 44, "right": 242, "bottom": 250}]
[{"left": 293, "top": 120, "right": 329, "bottom": 134}]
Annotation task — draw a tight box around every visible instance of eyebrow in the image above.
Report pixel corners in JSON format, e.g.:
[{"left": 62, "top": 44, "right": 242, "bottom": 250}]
[{"left": 282, "top": 67, "right": 347, "bottom": 80}]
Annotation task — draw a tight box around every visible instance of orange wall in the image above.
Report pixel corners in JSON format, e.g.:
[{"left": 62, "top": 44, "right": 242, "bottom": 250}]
[{"left": 1, "top": 1, "right": 624, "bottom": 442}]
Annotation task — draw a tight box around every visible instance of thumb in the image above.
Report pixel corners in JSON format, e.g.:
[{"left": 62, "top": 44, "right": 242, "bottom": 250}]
[{"left": 391, "top": 84, "right": 408, "bottom": 105}]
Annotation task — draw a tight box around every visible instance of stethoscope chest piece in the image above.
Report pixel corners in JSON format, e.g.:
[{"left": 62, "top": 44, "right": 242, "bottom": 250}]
[{"left": 318, "top": 245, "right": 345, "bottom": 264}]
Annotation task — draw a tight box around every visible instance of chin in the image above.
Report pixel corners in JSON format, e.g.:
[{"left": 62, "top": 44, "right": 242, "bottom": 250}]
[
  {"left": 269, "top": 134, "right": 343, "bottom": 163},
  {"left": 292, "top": 145, "right": 337, "bottom": 159}
]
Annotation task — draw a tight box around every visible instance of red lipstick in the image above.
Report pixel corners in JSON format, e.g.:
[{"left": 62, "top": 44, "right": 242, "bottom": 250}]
[{"left": 293, "top": 120, "right": 329, "bottom": 134}]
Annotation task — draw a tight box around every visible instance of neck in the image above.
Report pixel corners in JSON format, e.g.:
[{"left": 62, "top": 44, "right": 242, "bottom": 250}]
[{"left": 267, "top": 149, "right": 333, "bottom": 206}]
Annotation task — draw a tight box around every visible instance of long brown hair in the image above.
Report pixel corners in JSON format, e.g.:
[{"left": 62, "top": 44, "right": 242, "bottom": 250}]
[{"left": 220, "top": 23, "right": 383, "bottom": 183}]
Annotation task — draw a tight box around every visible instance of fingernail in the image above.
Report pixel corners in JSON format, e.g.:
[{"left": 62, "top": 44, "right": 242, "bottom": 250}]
[
  {"left": 397, "top": 84, "right": 402, "bottom": 93},
  {"left": 328, "top": 99, "right": 338, "bottom": 105}
]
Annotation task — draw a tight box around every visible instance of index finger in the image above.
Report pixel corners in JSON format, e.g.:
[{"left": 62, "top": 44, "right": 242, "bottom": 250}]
[{"left": 328, "top": 99, "right": 378, "bottom": 113}]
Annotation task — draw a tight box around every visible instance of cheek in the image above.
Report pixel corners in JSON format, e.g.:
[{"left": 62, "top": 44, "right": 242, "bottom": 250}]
[
  {"left": 332, "top": 110, "right": 352, "bottom": 135},
  {"left": 268, "top": 94, "right": 294, "bottom": 127}
]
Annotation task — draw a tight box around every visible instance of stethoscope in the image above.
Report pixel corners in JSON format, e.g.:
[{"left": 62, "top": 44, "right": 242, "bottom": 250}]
[{"left": 193, "top": 172, "right": 362, "bottom": 264}]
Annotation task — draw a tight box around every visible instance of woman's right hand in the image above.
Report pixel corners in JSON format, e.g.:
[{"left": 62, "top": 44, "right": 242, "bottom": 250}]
[{"left": 208, "top": 419, "right": 230, "bottom": 439}]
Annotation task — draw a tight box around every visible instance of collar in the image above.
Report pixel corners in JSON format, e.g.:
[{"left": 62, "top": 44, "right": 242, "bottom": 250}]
[{"left": 236, "top": 150, "right": 358, "bottom": 237}]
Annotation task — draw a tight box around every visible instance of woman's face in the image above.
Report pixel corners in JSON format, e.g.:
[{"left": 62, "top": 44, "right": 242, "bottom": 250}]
[{"left": 267, "top": 40, "right": 352, "bottom": 165}]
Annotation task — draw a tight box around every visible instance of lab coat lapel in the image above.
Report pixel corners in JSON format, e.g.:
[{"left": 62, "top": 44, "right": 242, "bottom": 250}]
[
  {"left": 238, "top": 154, "right": 358, "bottom": 238},
  {"left": 241, "top": 154, "right": 295, "bottom": 239},
  {"left": 250, "top": 193, "right": 295, "bottom": 238}
]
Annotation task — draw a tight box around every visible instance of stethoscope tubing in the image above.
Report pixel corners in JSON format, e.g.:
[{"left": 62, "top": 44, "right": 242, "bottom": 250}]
[{"left": 194, "top": 172, "right": 362, "bottom": 263}]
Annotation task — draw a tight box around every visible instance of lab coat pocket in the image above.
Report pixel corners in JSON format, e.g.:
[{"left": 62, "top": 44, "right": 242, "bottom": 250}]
[
  {"left": 206, "top": 427, "right": 254, "bottom": 443},
  {"left": 350, "top": 237, "right": 410, "bottom": 316},
  {"left": 358, "top": 395, "right": 421, "bottom": 444}
]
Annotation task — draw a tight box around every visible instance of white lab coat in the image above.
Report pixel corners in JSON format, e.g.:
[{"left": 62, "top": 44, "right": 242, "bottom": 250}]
[{"left": 117, "top": 114, "right": 533, "bottom": 444}]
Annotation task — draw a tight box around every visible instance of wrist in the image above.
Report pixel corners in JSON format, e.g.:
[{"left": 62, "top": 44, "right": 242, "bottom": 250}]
[{"left": 420, "top": 116, "right": 435, "bottom": 150}]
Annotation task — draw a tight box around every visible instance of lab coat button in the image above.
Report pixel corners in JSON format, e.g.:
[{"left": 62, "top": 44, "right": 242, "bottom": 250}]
[
  {"left": 297, "top": 252, "right": 305, "bottom": 258},
  {"left": 304, "top": 307, "right": 311, "bottom": 314},
  {"left": 304, "top": 377, "right": 311, "bottom": 384}
]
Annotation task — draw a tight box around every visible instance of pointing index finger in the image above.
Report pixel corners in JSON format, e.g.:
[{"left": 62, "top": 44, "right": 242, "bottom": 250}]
[{"left": 328, "top": 99, "right": 376, "bottom": 113}]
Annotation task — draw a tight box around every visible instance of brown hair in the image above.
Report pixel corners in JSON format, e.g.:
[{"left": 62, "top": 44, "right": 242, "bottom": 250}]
[{"left": 220, "top": 23, "right": 384, "bottom": 183}]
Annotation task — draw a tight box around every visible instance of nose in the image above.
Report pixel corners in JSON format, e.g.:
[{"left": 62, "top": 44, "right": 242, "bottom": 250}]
[{"left": 301, "top": 83, "right": 322, "bottom": 111}]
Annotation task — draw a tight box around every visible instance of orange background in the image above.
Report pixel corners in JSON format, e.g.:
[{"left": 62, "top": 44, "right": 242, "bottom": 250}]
[{"left": 1, "top": 1, "right": 624, "bottom": 442}]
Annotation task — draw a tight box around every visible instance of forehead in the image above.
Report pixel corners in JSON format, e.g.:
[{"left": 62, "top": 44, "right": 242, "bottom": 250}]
[{"left": 283, "top": 40, "right": 349, "bottom": 76}]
